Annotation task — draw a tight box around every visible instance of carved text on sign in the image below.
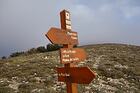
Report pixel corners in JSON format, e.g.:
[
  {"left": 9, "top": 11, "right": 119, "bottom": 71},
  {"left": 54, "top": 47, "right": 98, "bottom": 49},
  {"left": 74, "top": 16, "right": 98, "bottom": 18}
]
[
  {"left": 58, "top": 73, "right": 70, "bottom": 77},
  {"left": 67, "top": 32, "right": 78, "bottom": 40},
  {"left": 60, "top": 48, "right": 86, "bottom": 64}
]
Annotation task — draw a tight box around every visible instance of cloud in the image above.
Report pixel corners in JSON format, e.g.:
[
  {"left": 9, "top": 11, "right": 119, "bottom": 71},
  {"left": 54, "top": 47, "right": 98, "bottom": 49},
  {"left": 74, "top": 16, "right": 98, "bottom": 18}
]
[
  {"left": 72, "top": 5, "right": 94, "bottom": 19},
  {"left": 70, "top": 1, "right": 140, "bottom": 45},
  {"left": 0, "top": 0, "right": 75, "bottom": 56},
  {"left": 121, "top": 6, "right": 140, "bottom": 18},
  {"left": 116, "top": 0, "right": 140, "bottom": 18}
]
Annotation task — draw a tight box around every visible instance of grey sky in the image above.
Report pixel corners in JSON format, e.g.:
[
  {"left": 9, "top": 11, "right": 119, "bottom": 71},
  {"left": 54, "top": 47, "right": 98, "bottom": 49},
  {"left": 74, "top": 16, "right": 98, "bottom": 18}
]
[{"left": 0, "top": 0, "right": 140, "bottom": 57}]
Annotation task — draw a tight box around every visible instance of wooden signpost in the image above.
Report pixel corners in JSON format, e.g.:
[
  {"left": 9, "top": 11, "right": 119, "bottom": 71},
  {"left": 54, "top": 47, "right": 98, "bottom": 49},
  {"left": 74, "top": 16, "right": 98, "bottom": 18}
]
[{"left": 45, "top": 9, "right": 95, "bottom": 93}]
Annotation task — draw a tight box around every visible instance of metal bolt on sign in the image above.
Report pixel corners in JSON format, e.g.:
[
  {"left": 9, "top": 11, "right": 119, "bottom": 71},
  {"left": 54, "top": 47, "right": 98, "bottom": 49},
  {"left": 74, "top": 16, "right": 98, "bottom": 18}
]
[{"left": 45, "top": 9, "right": 95, "bottom": 93}]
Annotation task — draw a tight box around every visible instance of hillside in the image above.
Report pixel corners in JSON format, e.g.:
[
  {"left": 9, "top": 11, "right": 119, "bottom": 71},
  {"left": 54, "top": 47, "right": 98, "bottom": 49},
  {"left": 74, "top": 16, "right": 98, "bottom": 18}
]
[{"left": 0, "top": 43, "right": 140, "bottom": 93}]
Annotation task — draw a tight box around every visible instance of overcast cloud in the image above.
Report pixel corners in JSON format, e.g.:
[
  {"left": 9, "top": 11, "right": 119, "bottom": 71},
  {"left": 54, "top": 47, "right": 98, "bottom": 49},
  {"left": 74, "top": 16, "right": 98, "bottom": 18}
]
[{"left": 0, "top": 0, "right": 140, "bottom": 57}]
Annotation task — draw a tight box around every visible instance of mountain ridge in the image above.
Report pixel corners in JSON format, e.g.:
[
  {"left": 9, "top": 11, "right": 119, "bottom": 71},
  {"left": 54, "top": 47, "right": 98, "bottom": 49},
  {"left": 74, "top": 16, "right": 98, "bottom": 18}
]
[{"left": 0, "top": 43, "right": 140, "bottom": 93}]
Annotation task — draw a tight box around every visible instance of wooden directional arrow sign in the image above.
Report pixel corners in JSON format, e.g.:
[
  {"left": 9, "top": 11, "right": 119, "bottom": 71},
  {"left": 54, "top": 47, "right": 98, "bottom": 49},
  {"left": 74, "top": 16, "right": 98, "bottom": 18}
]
[
  {"left": 57, "top": 67, "right": 95, "bottom": 84},
  {"left": 45, "top": 27, "right": 78, "bottom": 45},
  {"left": 46, "top": 27, "right": 69, "bottom": 44},
  {"left": 60, "top": 48, "right": 86, "bottom": 64}
]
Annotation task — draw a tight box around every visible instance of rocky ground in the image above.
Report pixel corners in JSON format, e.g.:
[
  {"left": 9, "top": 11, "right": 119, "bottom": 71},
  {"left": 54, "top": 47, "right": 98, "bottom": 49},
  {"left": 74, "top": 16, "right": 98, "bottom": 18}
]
[{"left": 0, "top": 43, "right": 140, "bottom": 93}]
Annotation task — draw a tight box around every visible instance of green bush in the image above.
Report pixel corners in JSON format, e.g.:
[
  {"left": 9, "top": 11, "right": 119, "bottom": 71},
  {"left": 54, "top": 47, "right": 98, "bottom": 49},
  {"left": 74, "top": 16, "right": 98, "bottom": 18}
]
[
  {"left": 27, "top": 46, "right": 47, "bottom": 54},
  {"left": 36, "top": 46, "right": 47, "bottom": 53},
  {"left": 1, "top": 56, "right": 6, "bottom": 59},
  {"left": 27, "top": 48, "right": 37, "bottom": 54},
  {"left": 10, "top": 52, "right": 24, "bottom": 57},
  {"left": 46, "top": 44, "right": 61, "bottom": 51},
  {"left": 9, "top": 44, "right": 60, "bottom": 57}
]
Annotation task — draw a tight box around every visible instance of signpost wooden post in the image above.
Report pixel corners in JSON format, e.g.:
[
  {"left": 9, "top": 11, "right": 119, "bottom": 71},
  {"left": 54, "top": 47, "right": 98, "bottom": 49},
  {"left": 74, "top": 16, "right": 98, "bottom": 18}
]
[
  {"left": 45, "top": 9, "right": 95, "bottom": 93},
  {"left": 60, "top": 9, "right": 78, "bottom": 93}
]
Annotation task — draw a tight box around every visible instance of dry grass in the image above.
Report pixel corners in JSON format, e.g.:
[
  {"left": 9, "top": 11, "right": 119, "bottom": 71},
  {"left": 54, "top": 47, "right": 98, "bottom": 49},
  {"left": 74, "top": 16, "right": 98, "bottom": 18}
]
[{"left": 0, "top": 43, "right": 140, "bottom": 93}]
